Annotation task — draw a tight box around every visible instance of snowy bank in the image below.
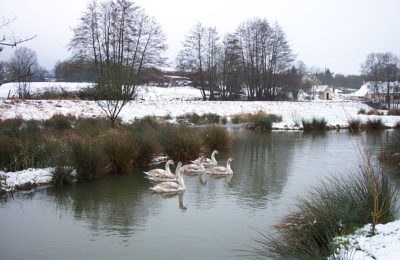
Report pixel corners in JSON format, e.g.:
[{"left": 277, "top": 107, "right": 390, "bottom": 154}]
[
  {"left": 332, "top": 220, "right": 400, "bottom": 260},
  {"left": 0, "top": 99, "right": 398, "bottom": 129},
  {"left": 0, "top": 168, "right": 53, "bottom": 191}
]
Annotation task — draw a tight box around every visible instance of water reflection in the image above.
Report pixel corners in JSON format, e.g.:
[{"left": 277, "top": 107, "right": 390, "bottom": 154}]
[
  {"left": 46, "top": 174, "right": 161, "bottom": 239},
  {"left": 230, "top": 129, "right": 298, "bottom": 209}
]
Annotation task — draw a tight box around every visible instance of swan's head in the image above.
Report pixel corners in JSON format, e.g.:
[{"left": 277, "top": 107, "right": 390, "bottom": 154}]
[
  {"left": 212, "top": 150, "right": 219, "bottom": 155},
  {"left": 227, "top": 158, "right": 233, "bottom": 163},
  {"left": 167, "top": 160, "right": 174, "bottom": 166}
]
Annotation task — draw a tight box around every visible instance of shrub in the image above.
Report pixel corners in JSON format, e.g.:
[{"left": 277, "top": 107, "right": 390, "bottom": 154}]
[
  {"left": 44, "top": 114, "right": 73, "bottom": 132},
  {"left": 68, "top": 136, "right": 106, "bottom": 181},
  {"left": 258, "top": 166, "right": 398, "bottom": 259},
  {"left": 51, "top": 166, "right": 74, "bottom": 187},
  {"left": 367, "top": 109, "right": 383, "bottom": 116},
  {"left": 158, "top": 124, "right": 202, "bottom": 162},
  {"left": 364, "top": 118, "right": 385, "bottom": 129},
  {"left": 347, "top": 118, "right": 361, "bottom": 133},
  {"left": 74, "top": 117, "right": 111, "bottom": 136},
  {"left": 0, "top": 136, "right": 18, "bottom": 171},
  {"left": 201, "top": 125, "right": 232, "bottom": 154},
  {"left": 202, "top": 113, "right": 220, "bottom": 124},
  {"left": 394, "top": 121, "right": 400, "bottom": 129},
  {"left": 357, "top": 108, "right": 366, "bottom": 115},
  {"left": 232, "top": 113, "right": 250, "bottom": 124},
  {"left": 302, "top": 117, "right": 327, "bottom": 131},
  {"left": 244, "top": 111, "right": 282, "bottom": 131},
  {"left": 177, "top": 113, "right": 201, "bottom": 124},
  {"left": 221, "top": 116, "right": 228, "bottom": 125},
  {"left": 101, "top": 129, "right": 136, "bottom": 174},
  {"left": 387, "top": 108, "right": 400, "bottom": 116}
]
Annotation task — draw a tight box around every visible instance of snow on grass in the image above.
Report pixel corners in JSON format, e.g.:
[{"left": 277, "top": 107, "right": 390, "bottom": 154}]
[
  {"left": 0, "top": 168, "right": 53, "bottom": 191},
  {"left": 0, "top": 98, "right": 398, "bottom": 129},
  {"left": 331, "top": 221, "right": 400, "bottom": 260}
]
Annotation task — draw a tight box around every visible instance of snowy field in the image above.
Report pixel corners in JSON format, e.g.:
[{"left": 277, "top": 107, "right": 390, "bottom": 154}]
[
  {"left": 1, "top": 82, "right": 399, "bottom": 129},
  {"left": 1, "top": 82, "right": 400, "bottom": 258}
]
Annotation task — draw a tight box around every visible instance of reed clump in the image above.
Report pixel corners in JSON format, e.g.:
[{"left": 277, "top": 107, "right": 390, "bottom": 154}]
[
  {"left": 243, "top": 111, "right": 282, "bottom": 131},
  {"left": 301, "top": 117, "right": 327, "bottom": 131}
]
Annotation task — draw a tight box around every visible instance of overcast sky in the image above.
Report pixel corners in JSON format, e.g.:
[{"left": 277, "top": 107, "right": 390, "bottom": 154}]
[{"left": 1, "top": 0, "right": 399, "bottom": 75}]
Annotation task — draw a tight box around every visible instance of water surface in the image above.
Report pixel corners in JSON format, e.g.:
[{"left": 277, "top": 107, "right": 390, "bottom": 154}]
[{"left": 0, "top": 130, "right": 395, "bottom": 260}]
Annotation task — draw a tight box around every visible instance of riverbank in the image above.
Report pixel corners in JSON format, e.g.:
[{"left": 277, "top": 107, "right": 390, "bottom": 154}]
[{"left": 1, "top": 99, "right": 399, "bottom": 129}]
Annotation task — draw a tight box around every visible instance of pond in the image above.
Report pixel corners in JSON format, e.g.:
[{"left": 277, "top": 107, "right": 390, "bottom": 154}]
[{"left": 0, "top": 129, "right": 397, "bottom": 260}]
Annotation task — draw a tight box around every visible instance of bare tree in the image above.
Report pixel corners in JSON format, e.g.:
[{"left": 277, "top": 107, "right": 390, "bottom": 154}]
[
  {"left": 361, "top": 52, "right": 399, "bottom": 109},
  {"left": 0, "top": 17, "right": 36, "bottom": 52},
  {"left": 69, "top": 0, "right": 166, "bottom": 127},
  {"left": 176, "top": 23, "right": 207, "bottom": 100},
  {"left": 8, "top": 47, "right": 39, "bottom": 98}
]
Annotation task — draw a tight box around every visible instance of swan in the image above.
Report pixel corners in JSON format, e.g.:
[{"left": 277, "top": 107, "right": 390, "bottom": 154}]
[
  {"left": 192, "top": 150, "right": 218, "bottom": 168},
  {"left": 208, "top": 158, "right": 233, "bottom": 175},
  {"left": 150, "top": 162, "right": 185, "bottom": 193},
  {"left": 182, "top": 156, "right": 206, "bottom": 175},
  {"left": 144, "top": 160, "right": 175, "bottom": 178}
]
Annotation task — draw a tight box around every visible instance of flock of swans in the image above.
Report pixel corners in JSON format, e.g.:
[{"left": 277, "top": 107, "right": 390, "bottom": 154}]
[{"left": 144, "top": 150, "right": 233, "bottom": 193}]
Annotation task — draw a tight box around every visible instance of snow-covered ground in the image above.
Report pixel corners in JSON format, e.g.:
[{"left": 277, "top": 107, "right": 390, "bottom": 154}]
[
  {"left": 332, "top": 221, "right": 400, "bottom": 260},
  {"left": 1, "top": 82, "right": 400, "bottom": 258}
]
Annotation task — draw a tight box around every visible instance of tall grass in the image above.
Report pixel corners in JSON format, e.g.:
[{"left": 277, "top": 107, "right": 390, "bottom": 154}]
[
  {"left": 302, "top": 117, "right": 327, "bottom": 131},
  {"left": 348, "top": 118, "right": 361, "bottom": 133},
  {"left": 176, "top": 112, "right": 221, "bottom": 125},
  {"left": 243, "top": 111, "right": 282, "bottom": 131},
  {"left": 364, "top": 118, "right": 385, "bottom": 129},
  {"left": 254, "top": 162, "right": 398, "bottom": 259},
  {"left": 158, "top": 124, "right": 202, "bottom": 162},
  {"left": 200, "top": 125, "right": 232, "bottom": 154},
  {"left": 51, "top": 166, "right": 74, "bottom": 187}
]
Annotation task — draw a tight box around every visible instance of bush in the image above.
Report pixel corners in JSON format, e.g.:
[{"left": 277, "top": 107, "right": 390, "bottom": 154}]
[
  {"left": 68, "top": 136, "right": 106, "bottom": 181},
  {"left": 158, "top": 124, "right": 202, "bottom": 162},
  {"left": 258, "top": 166, "right": 398, "bottom": 259},
  {"left": 364, "top": 118, "right": 385, "bottom": 129},
  {"left": 244, "top": 111, "right": 282, "bottom": 131},
  {"left": 202, "top": 113, "right": 220, "bottom": 124},
  {"left": 302, "top": 117, "right": 327, "bottom": 131},
  {"left": 394, "top": 121, "right": 400, "bottom": 129},
  {"left": 51, "top": 166, "right": 74, "bottom": 187},
  {"left": 348, "top": 118, "right": 361, "bottom": 133},
  {"left": 44, "top": 114, "right": 73, "bottom": 132},
  {"left": 367, "top": 109, "right": 383, "bottom": 116},
  {"left": 177, "top": 113, "right": 202, "bottom": 124},
  {"left": 357, "top": 108, "right": 366, "bottom": 115},
  {"left": 387, "top": 108, "right": 400, "bottom": 116},
  {"left": 231, "top": 113, "right": 250, "bottom": 124},
  {"left": 201, "top": 125, "right": 232, "bottom": 154},
  {"left": 101, "top": 129, "right": 136, "bottom": 174},
  {"left": 221, "top": 116, "right": 228, "bottom": 125}
]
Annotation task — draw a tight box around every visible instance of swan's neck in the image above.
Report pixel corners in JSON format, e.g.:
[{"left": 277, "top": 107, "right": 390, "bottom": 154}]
[
  {"left": 166, "top": 161, "right": 173, "bottom": 174},
  {"left": 178, "top": 171, "right": 185, "bottom": 190},
  {"left": 227, "top": 161, "right": 233, "bottom": 174},
  {"left": 211, "top": 152, "right": 217, "bottom": 164}
]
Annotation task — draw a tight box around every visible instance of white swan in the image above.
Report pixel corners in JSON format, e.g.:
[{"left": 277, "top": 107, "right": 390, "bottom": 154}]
[
  {"left": 208, "top": 158, "right": 233, "bottom": 175},
  {"left": 150, "top": 162, "right": 185, "bottom": 193},
  {"left": 182, "top": 156, "right": 206, "bottom": 175},
  {"left": 144, "top": 160, "right": 175, "bottom": 178},
  {"left": 192, "top": 150, "right": 218, "bottom": 168}
]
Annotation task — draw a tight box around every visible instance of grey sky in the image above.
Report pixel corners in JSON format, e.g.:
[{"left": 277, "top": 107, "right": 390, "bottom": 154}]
[{"left": 1, "top": 0, "right": 399, "bottom": 75}]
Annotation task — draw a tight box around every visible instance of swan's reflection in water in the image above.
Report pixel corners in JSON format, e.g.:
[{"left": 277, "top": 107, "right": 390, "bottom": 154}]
[{"left": 158, "top": 191, "right": 187, "bottom": 210}]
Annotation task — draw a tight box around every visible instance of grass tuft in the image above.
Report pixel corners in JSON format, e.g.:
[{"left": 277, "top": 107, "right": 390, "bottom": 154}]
[
  {"left": 302, "top": 117, "right": 327, "bottom": 131},
  {"left": 51, "top": 166, "right": 74, "bottom": 187},
  {"left": 243, "top": 111, "right": 282, "bottom": 131}
]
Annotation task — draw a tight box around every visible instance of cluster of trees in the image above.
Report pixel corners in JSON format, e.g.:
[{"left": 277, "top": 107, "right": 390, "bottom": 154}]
[
  {"left": 361, "top": 52, "right": 400, "bottom": 109},
  {"left": 69, "top": 0, "right": 167, "bottom": 127},
  {"left": 0, "top": 47, "right": 46, "bottom": 97},
  {"left": 176, "top": 19, "right": 297, "bottom": 101}
]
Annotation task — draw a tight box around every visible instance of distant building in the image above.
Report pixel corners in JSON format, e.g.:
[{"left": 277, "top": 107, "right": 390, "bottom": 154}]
[
  {"left": 350, "top": 81, "right": 400, "bottom": 108},
  {"left": 311, "top": 85, "right": 333, "bottom": 100},
  {"left": 163, "top": 75, "right": 192, "bottom": 87}
]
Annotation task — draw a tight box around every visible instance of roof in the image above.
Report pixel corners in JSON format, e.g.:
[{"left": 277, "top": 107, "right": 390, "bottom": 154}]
[{"left": 351, "top": 81, "right": 400, "bottom": 97}]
